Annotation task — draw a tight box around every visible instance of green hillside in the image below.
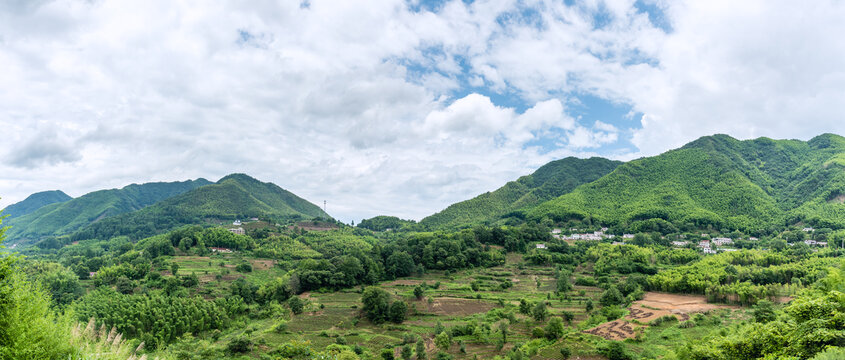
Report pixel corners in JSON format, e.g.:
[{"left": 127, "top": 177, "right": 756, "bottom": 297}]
[
  {"left": 5, "top": 179, "right": 211, "bottom": 245},
  {"left": 529, "top": 134, "right": 845, "bottom": 232},
  {"left": 420, "top": 157, "right": 622, "bottom": 229},
  {"left": 70, "top": 173, "right": 330, "bottom": 241},
  {"left": 2, "top": 190, "right": 71, "bottom": 219}
]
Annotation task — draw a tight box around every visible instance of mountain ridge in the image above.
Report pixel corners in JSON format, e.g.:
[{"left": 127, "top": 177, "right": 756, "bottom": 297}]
[{"left": 2, "top": 190, "right": 72, "bottom": 219}]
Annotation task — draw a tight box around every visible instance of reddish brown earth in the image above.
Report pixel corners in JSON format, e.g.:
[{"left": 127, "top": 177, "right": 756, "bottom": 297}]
[{"left": 585, "top": 292, "right": 738, "bottom": 340}]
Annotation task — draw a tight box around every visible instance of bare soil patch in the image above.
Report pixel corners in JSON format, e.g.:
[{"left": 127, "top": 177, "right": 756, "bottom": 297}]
[
  {"left": 585, "top": 292, "right": 738, "bottom": 340},
  {"left": 414, "top": 297, "right": 495, "bottom": 316},
  {"left": 637, "top": 292, "right": 738, "bottom": 313},
  {"left": 250, "top": 259, "right": 274, "bottom": 270},
  {"left": 584, "top": 320, "right": 643, "bottom": 340}
]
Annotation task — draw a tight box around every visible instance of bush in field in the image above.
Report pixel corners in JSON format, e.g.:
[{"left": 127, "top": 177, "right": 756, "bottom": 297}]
[
  {"left": 362, "top": 287, "right": 391, "bottom": 324},
  {"left": 289, "top": 296, "right": 304, "bottom": 315},
  {"left": 389, "top": 300, "right": 408, "bottom": 324}
]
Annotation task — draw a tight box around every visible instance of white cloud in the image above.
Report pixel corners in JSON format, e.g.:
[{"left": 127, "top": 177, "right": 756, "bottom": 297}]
[{"left": 1, "top": 0, "right": 845, "bottom": 223}]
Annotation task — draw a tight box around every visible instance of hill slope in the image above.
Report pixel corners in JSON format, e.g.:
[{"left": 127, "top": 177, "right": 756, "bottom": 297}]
[
  {"left": 2, "top": 190, "right": 72, "bottom": 219},
  {"left": 71, "top": 173, "right": 330, "bottom": 241},
  {"left": 420, "top": 157, "right": 622, "bottom": 229},
  {"left": 529, "top": 134, "right": 845, "bottom": 232},
  {"left": 5, "top": 179, "right": 212, "bottom": 245}
]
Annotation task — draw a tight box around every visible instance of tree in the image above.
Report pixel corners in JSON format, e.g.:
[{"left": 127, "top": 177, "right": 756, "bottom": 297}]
[
  {"left": 498, "top": 321, "right": 509, "bottom": 343},
  {"left": 545, "top": 317, "right": 565, "bottom": 339},
  {"left": 389, "top": 300, "right": 408, "bottom": 323},
  {"left": 532, "top": 301, "right": 548, "bottom": 321},
  {"left": 401, "top": 344, "right": 412, "bottom": 360},
  {"left": 561, "top": 310, "right": 575, "bottom": 325},
  {"left": 586, "top": 299, "right": 594, "bottom": 313},
  {"left": 414, "top": 285, "right": 425, "bottom": 300},
  {"left": 434, "top": 331, "right": 451, "bottom": 351},
  {"left": 752, "top": 299, "right": 776, "bottom": 323},
  {"left": 361, "top": 287, "right": 391, "bottom": 324},
  {"left": 560, "top": 348, "right": 571, "bottom": 359},
  {"left": 289, "top": 296, "right": 304, "bottom": 315},
  {"left": 171, "top": 262, "right": 180, "bottom": 276},
  {"left": 598, "top": 341, "right": 633, "bottom": 360},
  {"left": 227, "top": 336, "right": 252, "bottom": 353},
  {"left": 387, "top": 251, "right": 415, "bottom": 278},
  {"left": 600, "top": 285, "right": 624, "bottom": 307},
  {"left": 116, "top": 276, "right": 134, "bottom": 294},
  {"left": 556, "top": 270, "right": 572, "bottom": 293},
  {"left": 519, "top": 298, "right": 531, "bottom": 314},
  {"left": 416, "top": 339, "right": 427, "bottom": 360}
]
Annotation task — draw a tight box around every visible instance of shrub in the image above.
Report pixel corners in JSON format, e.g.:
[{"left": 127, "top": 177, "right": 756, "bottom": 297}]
[
  {"left": 531, "top": 327, "right": 545, "bottom": 338},
  {"left": 235, "top": 263, "right": 253, "bottom": 273},
  {"left": 227, "top": 336, "right": 253, "bottom": 353}
]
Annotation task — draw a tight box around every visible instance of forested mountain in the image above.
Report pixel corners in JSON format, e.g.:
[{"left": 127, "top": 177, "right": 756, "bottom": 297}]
[
  {"left": 69, "top": 173, "right": 330, "bottom": 242},
  {"left": 2, "top": 190, "right": 71, "bottom": 219},
  {"left": 5, "top": 179, "right": 211, "bottom": 245},
  {"left": 420, "top": 157, "right": 622, "bottom": 229},
  {"left": 529, "top": 134, "right": 845, "bottom": 233}
]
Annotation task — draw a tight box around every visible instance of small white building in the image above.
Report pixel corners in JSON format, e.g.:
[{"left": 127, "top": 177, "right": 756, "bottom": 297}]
[
  {"left": 233, "top": 220, "right": 242, "bottom": 226},
  {"left": 802, "top": 227, "right": 815, "bottom": 232},
  {"left": 622, "top": 234, "right": 635, "bottom": 239},
  {"left": 536, "top": 243, "right": 547, "bottom": 249},
  {"left": 228, "top": 227, "right": 245, "bottom": 235},
  {"left": 712, "top": 237, "right": 733, "bottom": 246},
  {"left": 551, "top": 228, "right": 562, "bottom": 234},
  {"left": 672, "top": 241, "right": 689, "bottom": 247}
]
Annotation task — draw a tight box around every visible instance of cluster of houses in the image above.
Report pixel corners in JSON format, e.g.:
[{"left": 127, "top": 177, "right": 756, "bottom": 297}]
[
  {"left": 697, "top": 237, "right": 737, "bottom": 254},
  {"left": 552, "top": 228, "right": 616, "bottom": 241},
  {"left": 801, "top": 239, "right": 827, "bottom": 246}
]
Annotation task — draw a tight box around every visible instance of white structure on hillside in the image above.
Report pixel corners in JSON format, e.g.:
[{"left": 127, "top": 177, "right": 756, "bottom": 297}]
[
  {"left": 712, "top": 237, "right": 733, "bottom": 246},
  {"left": 228, "top": 227, "right": 245, "bottom": 235},
  {"left": 233, "top": 220, "right": 242, "bottom": 226},
  {"left": 536, "top": 243, "right": 547, "bottom": 249}
]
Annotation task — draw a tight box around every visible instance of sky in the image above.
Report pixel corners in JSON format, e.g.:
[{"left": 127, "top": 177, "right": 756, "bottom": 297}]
[{"left": 2, "top": 0, "right": 845, "bottom": 223}]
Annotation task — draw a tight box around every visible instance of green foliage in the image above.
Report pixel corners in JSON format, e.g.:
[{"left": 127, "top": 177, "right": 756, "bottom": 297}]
[
  {"left": 544, "top": 317, "right": 565, "bottom": 339},
  {"left": 2, "top": 190, "right": 71, "bottom": 220},
  {"left": 289, "top": 296, "right": 305, "bottom": 315},
  {"left": 531, "top": 301, "right": 548, "bottom": 321},
  {"left": 69, "top": 174, "right": 330, "bottom": 242},
  {"left": 227, "top": 336, "right": 253, "bottom": 353},
  {"left": 361, "top": 287, "right": 391, "bottom": 324},
  {"left": 358, "top": 216, "right": 416, "bottom": 231},
  {"left": 752, "top": 299, "right": 777, "bottom": 323},
  {"left": 600, "top": 285, "right": 625, "bottom": 307},
  {"left": 7, "top": 179, "right": 210, "bottom": 245},
  {"left": 681, "top": 265, "right": 845, "bottom": 359},
  {"left": 73, "top": 288, "right": 245, "bottom": 350},
  {"left": 598, "top": 341, "right": 635, "bottom": 360},
  {"left": 389, "top": 300, "right": 408, "bottom": 323},
  {"left": 434, "top": 331, "right": 451, "bottom": 351},
  {"left": 530, "top": 134, "right": 845, "bottom": 232},
  {"left": 421, "top": 157, "right": 621, "bottom": 229}
]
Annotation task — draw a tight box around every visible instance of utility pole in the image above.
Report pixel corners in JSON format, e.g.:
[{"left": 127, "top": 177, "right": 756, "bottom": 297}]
[{"left": 323, "top": 200, "right": 327, "bottom": 213}]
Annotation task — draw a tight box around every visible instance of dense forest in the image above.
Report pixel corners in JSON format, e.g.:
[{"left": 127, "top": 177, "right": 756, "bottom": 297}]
[
  {"left": 4, "top": 179, "right": 211, "bottom": 246},
  {"left": 531, "top": 134, "right": 845, "bottom": 233},
  {"left": 420, "top": 157, "right": 621, "bottom": 230}
]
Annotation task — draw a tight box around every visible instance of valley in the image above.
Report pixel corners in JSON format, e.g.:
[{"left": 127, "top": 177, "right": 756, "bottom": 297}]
[{"left": 2, "top": 134, "right": 845, "bottom": 360}]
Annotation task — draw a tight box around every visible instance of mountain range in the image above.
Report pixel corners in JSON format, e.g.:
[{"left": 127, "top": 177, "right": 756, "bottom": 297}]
[
  {"left": 5, "top": 133, "right": 845, "bottom": 246},
  {"left": 529, "top": 134, "right": 845, "bottom": 232},
  {"left": 2, "top": 174, "right": 329, "bottom": 247},
  {"left": 419, "top": 157, "right": 622, "bottom": 229}
]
